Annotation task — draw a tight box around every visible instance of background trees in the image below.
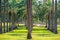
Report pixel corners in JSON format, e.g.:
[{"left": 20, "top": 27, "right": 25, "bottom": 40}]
[{"left": 0, "top": 0, "right": 59, "bottom": 38}]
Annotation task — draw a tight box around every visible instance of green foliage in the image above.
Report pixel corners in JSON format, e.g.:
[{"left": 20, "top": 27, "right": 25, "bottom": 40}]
[
  {"left": 2, "top": 0, "right": 60, "bottom": 23},
  {"left": 33, "top": 1, "right": 48, "bottom": 22},
  {"left": 16, "top": 0, "right": 26, "bottom": 21}
]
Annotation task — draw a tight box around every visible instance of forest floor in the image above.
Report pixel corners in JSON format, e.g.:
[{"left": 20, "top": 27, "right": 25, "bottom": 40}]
[{"left": 0, "top": 25, "right": 60, "bottom": 40}]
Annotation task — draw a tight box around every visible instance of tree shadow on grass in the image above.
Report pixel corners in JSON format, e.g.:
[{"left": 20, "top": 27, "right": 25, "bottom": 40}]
[
  {"left": 33, "top": 29, "right": 47, "bottom": 31},
  {"left": 7, "top": 33, "right": 26, "bottom": 36},
  {"left": 34, "top": 33, "right": 55, "bottom": 37},
  {"left": 7, "top": 33, "right": 33, "bottom": 40}
]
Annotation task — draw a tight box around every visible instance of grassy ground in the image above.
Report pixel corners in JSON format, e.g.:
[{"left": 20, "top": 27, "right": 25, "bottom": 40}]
[{"left": 0, "top": 25, "right": 60, "bottom": 40}]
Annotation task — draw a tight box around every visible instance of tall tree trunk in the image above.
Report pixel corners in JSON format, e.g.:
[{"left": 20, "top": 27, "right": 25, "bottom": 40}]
[
  {"left": 9, "top": 11, "right": 12, "bottom": 31},
  {"left": 52, "top": 0, "right": 58, "bottom": 34},
  {"left": 11, "top": 12, "right": 16, "bottom": 30},
  {"left": 0, "top": 0, "right": 2, "bottom": 34},
  {"left": 47, "top": 0, "right": 51, "bottom": 30},
  {"left": 48, "top": 0, "right": 54, "bottom": 31},
  {"left": 27, "top": 0, "right": 33, "bottom": 39},
  {"left": 10, "top": 0, "right": 16, "bottom": 30},
  {"left": 43, "top": 0, "right": 48, "bottom": 27},
  {"left": 48, "top": 0, "right": 58, "bottom": 34},
  {"left": 4, "top": 0, "right": 9, "bottom": 32},
  {"left": 47, "top": 12, "right": 50, "bottom": 29}
]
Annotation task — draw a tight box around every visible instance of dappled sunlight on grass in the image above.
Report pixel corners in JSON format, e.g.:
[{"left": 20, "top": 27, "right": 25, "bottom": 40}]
[{"left": 0, "top": 26, "right": 60, "bottom": 40}]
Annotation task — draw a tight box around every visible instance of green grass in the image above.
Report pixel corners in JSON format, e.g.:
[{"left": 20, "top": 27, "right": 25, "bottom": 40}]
[{"left": 0, "top": 25, "right": 60, "bottom": 40}]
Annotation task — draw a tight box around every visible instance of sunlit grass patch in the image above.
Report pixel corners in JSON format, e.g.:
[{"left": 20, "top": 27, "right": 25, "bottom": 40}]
[{"left": 0, "top": 25, "right": 60, "bottom": 40}]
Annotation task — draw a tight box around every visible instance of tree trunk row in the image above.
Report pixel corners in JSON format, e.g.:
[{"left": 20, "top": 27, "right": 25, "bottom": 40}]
[{"left": 48, "top": 0, "right": 58, "bottom": 34}]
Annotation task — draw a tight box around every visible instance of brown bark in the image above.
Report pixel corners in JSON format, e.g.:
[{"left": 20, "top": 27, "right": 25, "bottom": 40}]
[{"left": 27, "top": 0, "right": 33, "bottom": 39}]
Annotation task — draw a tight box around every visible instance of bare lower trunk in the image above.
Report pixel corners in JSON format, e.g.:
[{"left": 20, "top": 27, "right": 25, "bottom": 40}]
[
  {"left": 45, "top": 20, "right": 47, "bottom": 28},
  {"left": 47, "top": 12, "right": 50, "bottom": 30},
  {"left": 25, "top": 20, "right": 28, "bottom": 29}
]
